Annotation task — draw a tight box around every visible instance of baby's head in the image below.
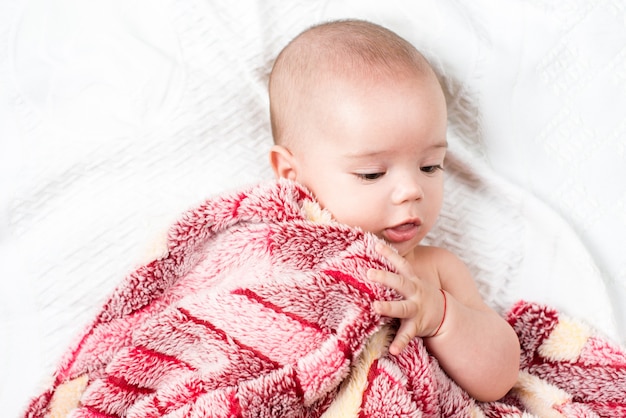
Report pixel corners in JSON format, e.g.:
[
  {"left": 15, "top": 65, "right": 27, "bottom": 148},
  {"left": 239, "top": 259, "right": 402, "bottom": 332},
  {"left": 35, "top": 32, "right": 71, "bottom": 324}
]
[
  {"left": 269, "top": 19, "right": 435, "bottom": 150},
  {"left": 269, "top": 20, "right": 447, "bottom": 256}
]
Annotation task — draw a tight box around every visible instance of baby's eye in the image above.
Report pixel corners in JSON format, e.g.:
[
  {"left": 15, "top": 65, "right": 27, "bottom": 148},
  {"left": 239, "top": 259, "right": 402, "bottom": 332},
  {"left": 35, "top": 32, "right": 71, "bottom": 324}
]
[
  {"left": 421, "top": 165, "right": 443, "bottom": 174},
  {"left": 355, "top": 172, "right": 385, "bottom": 181}
]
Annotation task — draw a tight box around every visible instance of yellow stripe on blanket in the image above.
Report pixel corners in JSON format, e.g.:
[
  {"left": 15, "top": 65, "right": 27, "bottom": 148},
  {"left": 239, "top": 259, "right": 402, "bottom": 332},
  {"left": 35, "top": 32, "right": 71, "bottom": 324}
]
[
  {"left": 321, "top": 325, "right": 394, "bottom": 417},
  {"left": 539, "top": 317, "right": 592, "bottom": 362},
  {"left": 513, "top": 371, "right": 570, "bottom": 418},
  {"left": 48, "top": 374, "right": 88, "bottom": 418}
]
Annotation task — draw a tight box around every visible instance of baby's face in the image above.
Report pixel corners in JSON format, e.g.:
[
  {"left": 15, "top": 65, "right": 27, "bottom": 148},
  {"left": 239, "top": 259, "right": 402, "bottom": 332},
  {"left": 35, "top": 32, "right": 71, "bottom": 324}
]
[{"left": 293, "top": 71, "right": 448, "bottom": 256}]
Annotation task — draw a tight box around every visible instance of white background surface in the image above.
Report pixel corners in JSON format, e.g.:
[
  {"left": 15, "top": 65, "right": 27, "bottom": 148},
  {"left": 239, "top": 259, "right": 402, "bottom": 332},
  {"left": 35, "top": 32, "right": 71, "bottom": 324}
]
[{"left": 2, "top": 1, "right": 625, "bottom": 415}]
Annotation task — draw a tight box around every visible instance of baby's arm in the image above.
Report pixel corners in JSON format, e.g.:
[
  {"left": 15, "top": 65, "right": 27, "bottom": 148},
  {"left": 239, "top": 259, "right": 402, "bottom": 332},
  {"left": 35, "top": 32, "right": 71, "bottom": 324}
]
[{"left": 368, "top": 243, "right": 520, "bottom": 402}]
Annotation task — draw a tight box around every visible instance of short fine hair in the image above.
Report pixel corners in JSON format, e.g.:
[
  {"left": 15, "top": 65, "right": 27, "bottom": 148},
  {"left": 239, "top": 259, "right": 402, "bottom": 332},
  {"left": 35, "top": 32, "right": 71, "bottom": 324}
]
[{"left": 268, "top": 19, "right": 433, "bottom": 148}]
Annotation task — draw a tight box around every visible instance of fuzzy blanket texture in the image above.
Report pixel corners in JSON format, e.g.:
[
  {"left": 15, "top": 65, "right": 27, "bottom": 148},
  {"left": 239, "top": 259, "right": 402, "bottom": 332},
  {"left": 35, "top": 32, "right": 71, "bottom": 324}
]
[{"left": 24, "top": 180, "right": 626, "bottom": 418}]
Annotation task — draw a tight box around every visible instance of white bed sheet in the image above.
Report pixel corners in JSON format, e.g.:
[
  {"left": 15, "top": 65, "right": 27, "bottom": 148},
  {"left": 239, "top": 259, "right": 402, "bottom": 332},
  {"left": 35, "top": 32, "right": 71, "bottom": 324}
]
[{"left": 1, "top": 0, "right": 625, "bottom": 415}]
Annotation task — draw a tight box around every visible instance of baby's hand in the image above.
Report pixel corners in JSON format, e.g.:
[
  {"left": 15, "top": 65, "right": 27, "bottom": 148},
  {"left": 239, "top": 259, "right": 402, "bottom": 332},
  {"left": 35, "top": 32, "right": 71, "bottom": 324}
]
[{"left": 368, "top": 243, "right": 445, "bottom": 356}]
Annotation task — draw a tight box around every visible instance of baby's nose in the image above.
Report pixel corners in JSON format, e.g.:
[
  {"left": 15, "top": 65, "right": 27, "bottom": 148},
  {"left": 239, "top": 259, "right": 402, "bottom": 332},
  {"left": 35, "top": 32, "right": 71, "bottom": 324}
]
[{"left": 392, "top": 176, "right": 424, "bottom": 204}]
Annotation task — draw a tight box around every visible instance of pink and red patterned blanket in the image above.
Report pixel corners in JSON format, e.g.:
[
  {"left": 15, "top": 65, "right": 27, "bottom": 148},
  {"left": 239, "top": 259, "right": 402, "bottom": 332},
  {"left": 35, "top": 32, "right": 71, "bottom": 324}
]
[{"left": 24, "top": 180, "right": 626, "bottom": 417}]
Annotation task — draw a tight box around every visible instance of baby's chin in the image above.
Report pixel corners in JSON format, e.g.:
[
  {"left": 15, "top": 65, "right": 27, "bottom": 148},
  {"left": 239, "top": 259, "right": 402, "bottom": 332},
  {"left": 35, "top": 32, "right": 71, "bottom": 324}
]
[
  {"left": 380, "top": 238, "right": 416, "bottom": 258},
  {"left": 395, "top": 245, "right": 415, "bottom": 258}
]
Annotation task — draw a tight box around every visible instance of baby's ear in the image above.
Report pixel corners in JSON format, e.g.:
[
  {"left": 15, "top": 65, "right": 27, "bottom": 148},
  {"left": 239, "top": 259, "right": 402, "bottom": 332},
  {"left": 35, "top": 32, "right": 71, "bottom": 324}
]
[{"left": 269, "top": 145, "right": 298, "bottom": 180}]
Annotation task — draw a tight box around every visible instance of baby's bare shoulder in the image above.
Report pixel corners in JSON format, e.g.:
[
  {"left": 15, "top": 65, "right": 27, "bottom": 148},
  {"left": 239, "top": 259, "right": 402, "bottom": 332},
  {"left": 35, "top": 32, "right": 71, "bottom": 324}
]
[
  {"left": 407, "top": 246, "right": 462, "bottom": 288},
  {"left": 412, "top": 245, "right": 460, "bottom": 264},
  {"left": 412, "top": 245, "right": 476, "bottom": 293}
]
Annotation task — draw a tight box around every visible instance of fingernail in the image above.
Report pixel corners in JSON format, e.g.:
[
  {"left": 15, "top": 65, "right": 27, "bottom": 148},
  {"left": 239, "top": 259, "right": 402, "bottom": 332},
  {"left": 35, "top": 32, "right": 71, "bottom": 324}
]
[{"left": 368, "top": 269, "right": 382, "bottom": 282}]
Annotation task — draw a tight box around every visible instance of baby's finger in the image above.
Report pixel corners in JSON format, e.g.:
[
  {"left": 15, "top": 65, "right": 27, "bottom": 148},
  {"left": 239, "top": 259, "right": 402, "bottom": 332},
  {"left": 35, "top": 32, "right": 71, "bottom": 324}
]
[
  {"left": 375, "top": 242, "right": 413, "bottom": 278},
  {"left": 388, "top": 321, "right": 418, "bottom": 355},
  {"left": 373, "top": 299, "right": 417, "bottom": 319},
  {"left": 368, "top": 268, "right": 417, "bottom": 298}
]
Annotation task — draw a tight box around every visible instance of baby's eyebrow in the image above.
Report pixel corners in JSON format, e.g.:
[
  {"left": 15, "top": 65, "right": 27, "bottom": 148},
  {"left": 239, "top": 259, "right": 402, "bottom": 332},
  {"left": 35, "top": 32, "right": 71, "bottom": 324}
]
[
  {"left": 342, "top": 150, "right": 388, "bottom": 159},
  {"left": 343, "top": 139, "right": 448, "bottom": 159}
]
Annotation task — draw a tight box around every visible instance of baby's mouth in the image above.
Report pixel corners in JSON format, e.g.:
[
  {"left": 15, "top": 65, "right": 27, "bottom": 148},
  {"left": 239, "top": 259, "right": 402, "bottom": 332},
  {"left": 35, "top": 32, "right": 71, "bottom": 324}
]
[{"left": 383, "top": 222, "right": 420, "bottom": 243}]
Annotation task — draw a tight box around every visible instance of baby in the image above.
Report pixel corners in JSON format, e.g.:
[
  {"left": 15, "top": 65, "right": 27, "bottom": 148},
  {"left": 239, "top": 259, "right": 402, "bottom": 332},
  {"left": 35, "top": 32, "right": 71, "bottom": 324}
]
[{"left": 268, "top": 19, "right": 520, "bottom": 402}]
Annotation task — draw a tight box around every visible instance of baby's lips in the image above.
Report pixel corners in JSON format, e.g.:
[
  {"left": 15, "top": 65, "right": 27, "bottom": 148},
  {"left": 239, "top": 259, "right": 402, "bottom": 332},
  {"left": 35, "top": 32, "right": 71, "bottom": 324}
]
[{"left": 383, "top": 222, "right": 420, "bottom": 243}]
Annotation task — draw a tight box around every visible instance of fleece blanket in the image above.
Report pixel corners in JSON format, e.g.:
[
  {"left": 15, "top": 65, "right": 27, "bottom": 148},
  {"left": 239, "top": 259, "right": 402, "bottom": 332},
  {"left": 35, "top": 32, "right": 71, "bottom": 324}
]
[{"left": 24, "top": 180, "right": 626, "bottom": 418}]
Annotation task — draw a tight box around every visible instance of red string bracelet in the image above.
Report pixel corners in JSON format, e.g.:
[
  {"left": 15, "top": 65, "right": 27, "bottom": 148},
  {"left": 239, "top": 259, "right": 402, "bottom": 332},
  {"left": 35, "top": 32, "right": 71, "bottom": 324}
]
[{"left": 428, "top": 289, "right": 447, "bottom": 338}]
